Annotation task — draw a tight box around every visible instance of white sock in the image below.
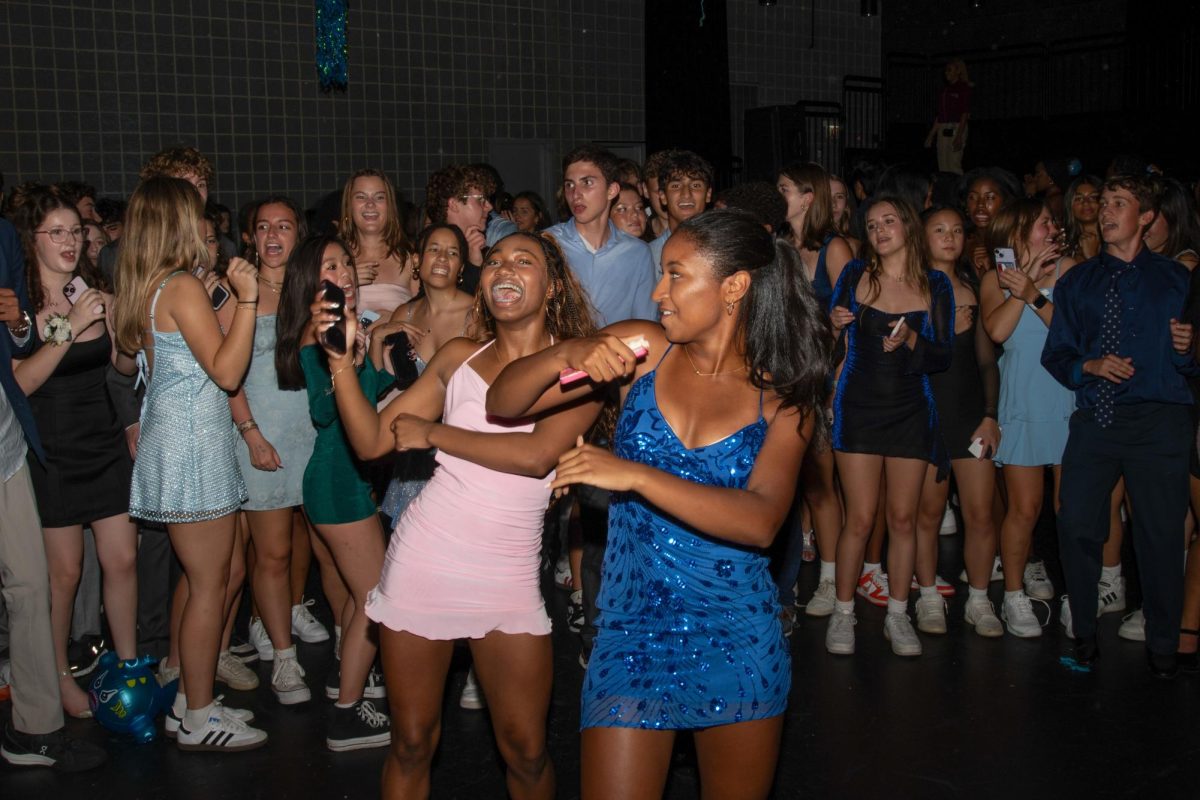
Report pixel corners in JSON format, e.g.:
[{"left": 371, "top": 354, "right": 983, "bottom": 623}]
[
  {"left": 861, "top": 561, "right": 881, "bottom": 577},
  {"left": 919, "top": 584, "right": 939, "bottom": 599},
  {"left": 172, "top": 691, "right": 187, "bottom": 717},
  {"left": 968, "top": 586, "right": 988, "bottom": 602},
  {"left": 1005, "top": 589, "right": 1024, "bottom": 603},
  {"left": 887, "top": 597, "right": 908, "bottom": 615},
  {"left": 183, "top": 702, "right": 214, "bottom": 731},
  {"left": 834, "top": 599, "right": 855, "bottom": 614},
  {"left": 274, "top": 645, "right": 297, "bottom": 660},
  {"left": 334, "top": 700, "right": 354, "bottom": 709},
  {"left": 819, "top": 560, "right": 836, "bottom": 582},
  {"left": 1101, "top": 564, "right": 1121, "bottom": 583}
]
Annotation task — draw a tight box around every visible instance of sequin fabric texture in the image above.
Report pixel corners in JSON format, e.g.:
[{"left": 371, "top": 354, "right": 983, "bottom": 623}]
[
  {"left": 130, "top": 272, "right": 247, "bottom": 522},
  {"left": 581, "top": 366, "right": 789, "bottom": 730}
]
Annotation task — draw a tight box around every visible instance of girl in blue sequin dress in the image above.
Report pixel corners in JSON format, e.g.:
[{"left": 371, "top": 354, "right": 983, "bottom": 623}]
[
  {"left": 488, "top": 209, "right": 832, "bottom": 799},
  {"left": 115, "top": 177, "right": 266, "bottom": 752}
]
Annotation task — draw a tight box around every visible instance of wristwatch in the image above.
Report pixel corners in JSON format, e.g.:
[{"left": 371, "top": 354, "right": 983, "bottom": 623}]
[
  {"left": 8, "top": 310, "right": 31, "bottom": 337},
  {"left": 1031, "top": 294, "right": 1048, "bottom": 310}
]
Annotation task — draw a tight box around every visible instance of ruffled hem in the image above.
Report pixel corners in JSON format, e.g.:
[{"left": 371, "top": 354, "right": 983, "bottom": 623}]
[{"left": 364, "top": 587, "right": 552, "bottom": 640}]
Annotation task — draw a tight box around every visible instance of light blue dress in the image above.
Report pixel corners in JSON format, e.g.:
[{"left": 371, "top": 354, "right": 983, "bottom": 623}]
[
  {"left": 130, "top": 271, "right": 247, "bottom": 522},
  {"left": 994, "top": 279, "right": 1075, "bottom": 467},
  {"left": 235, "top": 315, "right": 315, "bottom": 510}
]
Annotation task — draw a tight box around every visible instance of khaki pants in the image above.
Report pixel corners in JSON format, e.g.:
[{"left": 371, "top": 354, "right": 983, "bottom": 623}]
[
  {"left": 936, "top": 123, "right": 965, "bottom": 174},
  {"left": 0, "top": 463, "right": 63, "bottom": 734}
]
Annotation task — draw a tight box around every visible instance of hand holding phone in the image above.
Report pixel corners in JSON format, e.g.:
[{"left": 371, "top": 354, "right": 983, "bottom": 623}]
[
  {"left": 559, "top": 335, "right": 651, "bottom": 385},
  {"left": 384, "top": 331, "right": 420, "bottom": 391},
  {"left": 319, "top": 280, "right": 348, "bottom": 357},
  {"left": 358, "top": 309, "right": 382, "bottom": 329},
  {"left": 993, "top": 247, "right": 1017, "bottom": 272},
  {"left": 63, "top": 276, "right": 88, "bottom": 305}
]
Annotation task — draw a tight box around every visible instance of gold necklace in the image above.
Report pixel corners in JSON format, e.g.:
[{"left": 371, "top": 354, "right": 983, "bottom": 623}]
[
  {"left": 683, "top": 344, "right": 748, "bottom": 377},
  {"left": 258, "top": 273, "right": 283, "bottom": 293}
]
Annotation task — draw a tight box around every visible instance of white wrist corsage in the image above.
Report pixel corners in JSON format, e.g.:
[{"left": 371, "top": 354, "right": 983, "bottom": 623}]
[{"left": 43, "top": 313, "right": 73, "bottom": 347}]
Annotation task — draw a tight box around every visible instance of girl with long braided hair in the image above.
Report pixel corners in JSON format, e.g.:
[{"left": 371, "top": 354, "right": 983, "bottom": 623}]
[{"left": 310, "top": 230, "right": 605, "bottom": 799}]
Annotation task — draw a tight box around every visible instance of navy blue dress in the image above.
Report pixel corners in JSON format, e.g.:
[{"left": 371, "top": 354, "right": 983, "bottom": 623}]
[
  {"left": 581, "top": 358, "right": 789, "bottom": 730},
  {"left": 830, "top": 262, "right": 954, "bottom": 476}
]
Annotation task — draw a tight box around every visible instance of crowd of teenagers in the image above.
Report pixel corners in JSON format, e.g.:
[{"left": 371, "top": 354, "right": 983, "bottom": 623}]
[{"left": 1, "top": 140, "right": 1199, "bottom": 800}]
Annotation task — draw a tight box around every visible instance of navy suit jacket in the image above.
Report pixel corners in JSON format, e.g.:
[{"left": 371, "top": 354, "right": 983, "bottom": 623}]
[{"left": 0, "top": 217, "right": 44, "bottom": 462}]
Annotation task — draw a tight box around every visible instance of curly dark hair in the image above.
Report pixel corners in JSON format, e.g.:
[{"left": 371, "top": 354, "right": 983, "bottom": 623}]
[
  {"left": 425, "top": 164, "right": 498, "bottom": 224},
  {"left": 13, "top": 184, "right": 108, "bottom": 313},
  {"left": 140, "top": 145, "right": 214, "bottom": 183}
]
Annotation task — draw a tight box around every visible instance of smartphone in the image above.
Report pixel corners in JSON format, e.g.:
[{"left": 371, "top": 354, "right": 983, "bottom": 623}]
[
  {"left": 210, "top": 284, "right": 230, "bottom": 311},
  {"left": 192, "top": 264, "right": 207, "bottom": 278},
  {"left": 384, "top": 331, "right": 421, "bottom": 391},
  {"left": 968, "top": 437, "right": 992, "bottom": 460},
  {"left": 994, "top": 247, "right": 1017, "bottom": 271},
  {"left": 358, "top": 309, "right": 381, "bottom": 329},
  {"left": 320, "top": 280, "right": 348, "bottom": 357},
  {"left": 889, "top": 317, "right": 905, "bottom": 339},
  {"left": 63, "top": 275, "right": 88, "bottom": 305}
]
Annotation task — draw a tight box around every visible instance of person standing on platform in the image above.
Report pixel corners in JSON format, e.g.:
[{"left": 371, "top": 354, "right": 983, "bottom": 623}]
[{"left": 924, "top": 58, "right": 972, "bottom": 175}]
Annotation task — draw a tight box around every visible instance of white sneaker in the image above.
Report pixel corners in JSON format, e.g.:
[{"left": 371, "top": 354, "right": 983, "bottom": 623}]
[
  {"left": 884, "top": 612, "right": 922, "bottom": 656},
  {"left": 964, "top": 596, "right": 1004, "bottom": 638},
  {"left": 1097, "top": 576, "right": 1126, "bottom": 615},
  {"left": 825, "top": 609, "right": 856, "bottom": 655},
  {"left": 165, "top": 695, "right": 255, "bottom": 739},
  {"left": 1002, "top": 592, "right": 1044, "bottom": 638},
  {"left": 939, "top": 503, "right": 957, "bottom": 535},
  {"left": 914, "top": 594, "right": 947, "bottom": 634},
  {"left": 553, "top": 554, "right": 573, "bottom": 591},
  {"left": 1023, "top": 561, "right": 1055, "bottom": 601},
  {"left": 216, "top": 650, "right": 260, "bottom": 691},
  {"left": 1118, "top": 608, "right": 1146, "bottom": 641},
  {"left": 291, "top": 598, "right": 331, "bottom": 644},
  {"left": 960, "top": 555, "right": 1003, "bottom": 584},
  {"left": 271, "top": 652, "right": 311, "bottom": 704},
  {"left": 249, "top": 618, "right": 274, "bottom": 662},
  {"left": 177, "top": 704, "right": 268, "bottom": 752},
  {"left": 157, "top": 660, "right": 180, "bottom": 687},
  {"left": 804, "top": 579, "right": 837, "bottom": 617},
  {"left": 459, "top": 667, "right": 486, "bottom": 710}
]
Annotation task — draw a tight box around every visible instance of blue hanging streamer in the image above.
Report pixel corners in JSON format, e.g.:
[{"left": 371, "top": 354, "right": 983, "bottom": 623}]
[{"left": 315, "top": 0, "right": 348, "bottom": 90}]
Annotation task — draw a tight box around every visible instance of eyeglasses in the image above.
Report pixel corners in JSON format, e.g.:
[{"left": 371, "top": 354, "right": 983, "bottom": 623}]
[
  {"left": 459, "top": 194, "right": 489, "bottom": 205},
  {"left": 36, "top": 227, "right": 84, "bottom": 244}
]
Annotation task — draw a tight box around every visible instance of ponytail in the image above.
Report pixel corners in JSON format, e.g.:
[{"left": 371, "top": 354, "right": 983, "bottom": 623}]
[{"left": 675, "top": 209, "right": 834, "bottom": 442}]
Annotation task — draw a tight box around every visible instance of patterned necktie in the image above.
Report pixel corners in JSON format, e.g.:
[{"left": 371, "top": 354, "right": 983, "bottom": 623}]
[{"left": 1095, "top": 264, "right": 1131, "bottom": 428}]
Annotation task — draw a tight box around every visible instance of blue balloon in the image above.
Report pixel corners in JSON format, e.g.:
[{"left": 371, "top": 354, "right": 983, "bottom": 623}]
[{"left": 87, "top": 652, "right": 176, "bottom": 744}]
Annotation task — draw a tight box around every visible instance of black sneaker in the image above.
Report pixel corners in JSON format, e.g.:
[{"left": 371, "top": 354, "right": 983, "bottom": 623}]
[
  {"left": 1, "top": 724, "right": 107, "bottom": 772},
  {"left": 68, "top": 635, "right": 107, "bottom": 678},
  {"left": 326, "top": 699, "right": 391, "bottom": 752},
  {"left": 566, "top": 590, "right": 584, "bottom": 634}
]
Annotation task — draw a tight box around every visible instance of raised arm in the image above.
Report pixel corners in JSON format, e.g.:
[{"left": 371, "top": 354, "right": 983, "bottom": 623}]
[
  {"left": 485, "top": 320, "right": 661, "bottom": 418},
  {"left": 552, "top": 404, "right": 811, "bottom": 548},
  {"left": 171, "top": 259, "right": 259, "bottom": 391}
]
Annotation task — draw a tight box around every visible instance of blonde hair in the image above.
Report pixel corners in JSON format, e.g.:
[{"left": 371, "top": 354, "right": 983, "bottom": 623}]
[
  {"left": 946, "top": 58, "right": 973, "bottom": 86},
  {"left": 113, "top": 177, "right": 208, "bottom": 354}
]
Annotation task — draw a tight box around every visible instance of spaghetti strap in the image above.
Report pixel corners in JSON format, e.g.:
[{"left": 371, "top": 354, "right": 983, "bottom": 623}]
[
  {"left": 653, "top": 343, "right": 674, "bottom": 369},
  {"left": 149, "top": 270, "right": 188, "bottom": 334}
]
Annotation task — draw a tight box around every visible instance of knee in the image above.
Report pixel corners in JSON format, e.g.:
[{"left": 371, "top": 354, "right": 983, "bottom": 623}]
[
  {"left": 1005, "top": 498, "right": 1042, "bottom": 530},
  {"left": 841, "top": 512, "right": 875, "bottom": 540},
  {"left": 50, "top": 559, "right": 82, "bottom": 591},
  {"left": 495, "top": 727, "right": 549, "bottom": 781},
  {"left": 389, "top": 723, "right": 438, "bottom": 770},
  {"left": 962, "top": 508, "right": 995, "bottom": 538},
  {"left": 102, "top": 546, "right": 138, "bottom": 580},
  {"left": 887, "top": 510, "right": 916, "bottom": 538},
  {"left": 254, "top": 545, "right": 290, "bottom": 577}
]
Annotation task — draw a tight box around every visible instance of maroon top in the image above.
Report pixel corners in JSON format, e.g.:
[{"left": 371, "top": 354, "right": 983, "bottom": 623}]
[{"left": 936, "top": 81, "right": 972, "bottom": 123}]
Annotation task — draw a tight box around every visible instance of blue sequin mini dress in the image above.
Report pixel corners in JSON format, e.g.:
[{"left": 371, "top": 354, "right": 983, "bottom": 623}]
[
  {"left": 581, "top": 357, "right": 789, "bottom": 730},
  {"left": 130, "top": 271, "right": 247, "bottom": 523}
]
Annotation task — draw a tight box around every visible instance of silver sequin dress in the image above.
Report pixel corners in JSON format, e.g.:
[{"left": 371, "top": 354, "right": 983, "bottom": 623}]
[{"left": 130, "top": 271, "right": 247, "bottom": 522}]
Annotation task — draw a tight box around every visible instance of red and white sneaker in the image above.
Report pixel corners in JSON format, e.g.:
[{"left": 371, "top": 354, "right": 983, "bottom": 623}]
[
  {"left": 910, "top": 574, "right": 957, "bottom": 598},
  {"left": 856, "top": 569, "right": 890, "bottom": 607}
]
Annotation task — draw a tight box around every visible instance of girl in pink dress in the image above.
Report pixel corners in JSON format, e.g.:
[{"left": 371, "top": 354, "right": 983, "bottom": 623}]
[{"left": 311, "top": 232, "right": 604, "bottom": 799}]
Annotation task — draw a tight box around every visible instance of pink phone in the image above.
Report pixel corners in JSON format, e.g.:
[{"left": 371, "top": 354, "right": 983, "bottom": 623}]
[
  {"left": 559, "top": 336, "right": 650, "bottom": 385},
  {"left": 63, "top": 276, "right": 88, "bottom": 305}
]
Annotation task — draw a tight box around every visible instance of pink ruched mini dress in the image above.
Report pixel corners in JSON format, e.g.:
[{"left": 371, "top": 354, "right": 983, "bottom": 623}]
[{"left": 365, "top": 341, "right": 553, "bottom": 639}]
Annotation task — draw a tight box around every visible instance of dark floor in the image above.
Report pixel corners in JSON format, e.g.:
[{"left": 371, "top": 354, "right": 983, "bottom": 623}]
[{"left": 2, "top": 530, "right": 1197, "bottom": 799}]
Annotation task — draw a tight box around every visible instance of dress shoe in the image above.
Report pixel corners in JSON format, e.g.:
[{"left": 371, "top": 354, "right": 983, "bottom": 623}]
[
  {"left": 1147, "top": 649, "right": 1179, "bottom": 680},
  {"left": 1073, "top": 636, "right": 1099, "bottom": 667}
]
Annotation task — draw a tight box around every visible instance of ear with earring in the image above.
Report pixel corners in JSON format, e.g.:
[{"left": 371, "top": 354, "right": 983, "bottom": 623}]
[{"left": 726, "top": 301, "right": 735, "bottom": 316}]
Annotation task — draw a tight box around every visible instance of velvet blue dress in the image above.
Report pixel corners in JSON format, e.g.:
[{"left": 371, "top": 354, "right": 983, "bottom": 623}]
[{"left": 581, "top": 356, "right": 789, "bottom": 730}]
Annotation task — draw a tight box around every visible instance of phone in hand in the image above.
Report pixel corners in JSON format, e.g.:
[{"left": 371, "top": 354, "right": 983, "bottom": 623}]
[
  {"left": 968, "top": 437, "right": 992, "bottom": 460},
  {"left": 210, "top": 284, "right": 230, "bottom": 311},
  {"left": 320, "top": 280, "right": 348, "bottom": 356},
  {"left": 994, "top": 247, "right": 1017, "bottom": 271},
  {"left": 358, "top": 309, "right": 381, "bottom": 329},
  {"left": 63, "top": 276, "right": 88, "bottom": 305},
  {"left": 384, "top": 331, "right": 420, "bottom": 391}
]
